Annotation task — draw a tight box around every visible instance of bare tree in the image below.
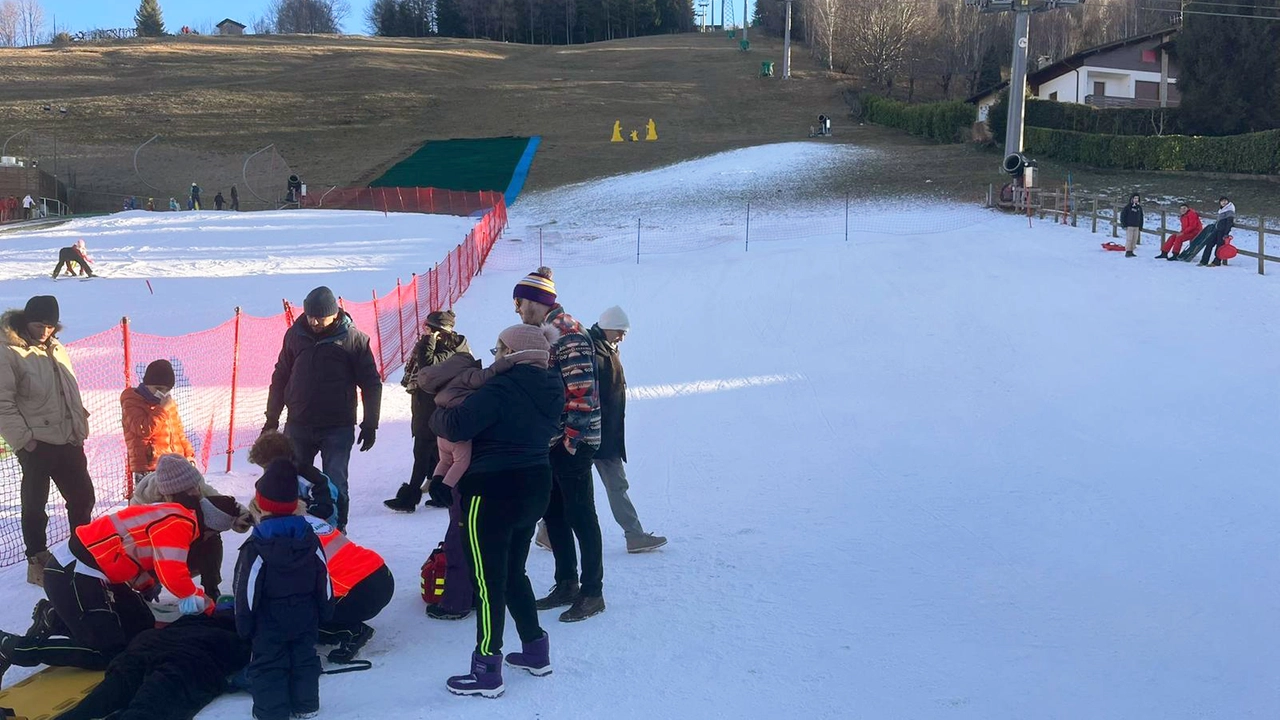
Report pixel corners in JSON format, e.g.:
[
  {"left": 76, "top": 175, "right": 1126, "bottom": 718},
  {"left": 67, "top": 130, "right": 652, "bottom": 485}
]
[
  {"left": 803, "top": 0, "right": 839, "bottom": 70},
  {"left": 842, "top": 0, "right": 921, "bottom": 93},
  {"left": 251, "top": 13, "right": 276, "bottom": 33},
  {"left": 15, "top": 0, "right": 43, "bottom": 46},
  {"left": 271, "top": 0, "right": 349, "bottom": 34},
  {"left": 0, "top": 0, "right": 20, "bottom": 47}
]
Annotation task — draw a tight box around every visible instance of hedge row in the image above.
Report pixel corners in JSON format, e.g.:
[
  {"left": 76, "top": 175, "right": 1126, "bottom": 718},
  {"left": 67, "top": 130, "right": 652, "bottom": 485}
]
[
  {"left": 989, "top": 92, "right": 1185, "bottom": 137},
  {"left": 1024, "top": 126, "right": 1280, "bottom": 174},
  {"left": 862, "top": 95, "right": 975, "bottom": 144}
]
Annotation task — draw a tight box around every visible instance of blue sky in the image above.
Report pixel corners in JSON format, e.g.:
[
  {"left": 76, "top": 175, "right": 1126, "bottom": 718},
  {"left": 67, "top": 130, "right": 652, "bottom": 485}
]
[{"left": 44, "top": 0, "right": 750, "bottom": 38}]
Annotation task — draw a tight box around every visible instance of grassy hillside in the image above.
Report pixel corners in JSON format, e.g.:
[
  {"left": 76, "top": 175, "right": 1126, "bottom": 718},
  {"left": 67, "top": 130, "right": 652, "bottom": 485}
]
[{"left": 0, "top": 33, "right": 848, "bottom": 210}]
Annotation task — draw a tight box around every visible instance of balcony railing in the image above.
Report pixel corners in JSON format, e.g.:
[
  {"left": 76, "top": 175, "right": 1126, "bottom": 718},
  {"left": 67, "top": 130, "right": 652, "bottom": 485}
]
[{"left": 1084, "top": 94, "right": 1181, "bottom": 109}]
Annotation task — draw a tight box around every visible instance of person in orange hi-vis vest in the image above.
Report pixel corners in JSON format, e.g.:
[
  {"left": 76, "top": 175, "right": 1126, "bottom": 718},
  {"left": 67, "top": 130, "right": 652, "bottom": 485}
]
[
  {"left": 304, "top": 514, "right": 392, "bottom": 663},
  {"left": 0, "top": 492, "right": 239, "bottom": 676}
]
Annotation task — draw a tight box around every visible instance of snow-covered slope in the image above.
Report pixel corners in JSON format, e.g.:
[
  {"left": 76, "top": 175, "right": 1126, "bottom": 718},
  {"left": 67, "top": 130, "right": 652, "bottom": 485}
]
[
  {"left": 0, "top": 144, "right": 1276, "bottom": 719},
  {"left": 0, "top": 209, "right": 478, "bottom": 339}
]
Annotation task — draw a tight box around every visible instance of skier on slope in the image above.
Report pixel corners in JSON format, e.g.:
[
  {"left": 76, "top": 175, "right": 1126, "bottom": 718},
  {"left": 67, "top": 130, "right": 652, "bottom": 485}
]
[
  {"left": 1157, "top": 202, "right": 1203, "bottom": 261},
  {"left": 190, "top": 183, "right": 202, "bottom": 211}
]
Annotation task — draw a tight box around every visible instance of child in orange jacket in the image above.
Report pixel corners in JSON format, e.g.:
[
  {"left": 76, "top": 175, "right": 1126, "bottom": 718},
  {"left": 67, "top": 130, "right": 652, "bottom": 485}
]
[{"left": 120, "top": 359, "right": 194, "bottom": 480}]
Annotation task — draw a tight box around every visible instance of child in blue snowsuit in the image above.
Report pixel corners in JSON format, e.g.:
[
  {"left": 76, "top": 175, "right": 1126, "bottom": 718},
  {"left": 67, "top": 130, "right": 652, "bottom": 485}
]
[{"left": 234, "top": 458, "right": 332, "bottom": 720}]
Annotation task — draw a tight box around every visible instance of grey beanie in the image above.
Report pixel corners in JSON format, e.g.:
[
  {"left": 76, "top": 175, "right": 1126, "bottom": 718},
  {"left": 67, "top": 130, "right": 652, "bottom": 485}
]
[
  {"left": 198, "top": 496, "right": 239, "bottom": 533},
  {"left": 153, "top": 454, "right": 203, "bottom": 496},
  {"left": 303, "top": 286, "right": 339, "bottom": 318}
]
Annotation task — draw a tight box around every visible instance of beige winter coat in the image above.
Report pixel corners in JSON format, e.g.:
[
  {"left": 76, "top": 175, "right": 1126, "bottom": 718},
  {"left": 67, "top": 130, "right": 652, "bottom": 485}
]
[{"left": 0, "top": 310, "right": 90, "bottom": 451}]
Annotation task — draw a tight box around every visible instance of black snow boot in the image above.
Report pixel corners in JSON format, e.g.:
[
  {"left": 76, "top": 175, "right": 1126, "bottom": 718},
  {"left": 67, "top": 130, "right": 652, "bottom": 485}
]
[
  {"left": 559, "top": 595, "right": 606, "bottom": 623},
  {"left": 1167, "top": 254, "right": 1178, "bottom": 261},
  {"left": 328, "top": 624, "right": 375, "bottom": 663},
  {"left": 25, "top": 599, "right": 61, "bottom": 641},
  {"left": 426, "top": 604, "right": 471, "bottom": 621},
  {"left": 1209, "top": 258, "right": 1222, "bottom": 267},
  {"left": 1124, "top": 251, "right": 1136, "bottom": 258},
  {"left": 534, "top": 581, "right": 580, "bottom": 611},
  {"left": 383, "top": 483, "right": 422, "bottom": 513},
  {"left": 1156, "top": 253, "right": 1167, "bottom": 259}
]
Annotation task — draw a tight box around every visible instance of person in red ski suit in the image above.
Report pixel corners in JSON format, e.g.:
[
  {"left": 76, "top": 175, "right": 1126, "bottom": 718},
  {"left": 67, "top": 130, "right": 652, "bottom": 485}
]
[{"left": 1159, "top": 203, "right": 1202, "bottom": 260}]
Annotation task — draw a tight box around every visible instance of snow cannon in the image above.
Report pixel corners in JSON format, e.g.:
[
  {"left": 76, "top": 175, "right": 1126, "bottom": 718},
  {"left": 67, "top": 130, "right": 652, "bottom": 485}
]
[{"left": 1002, "top": 153, "right": 1038, "bottom": 188}]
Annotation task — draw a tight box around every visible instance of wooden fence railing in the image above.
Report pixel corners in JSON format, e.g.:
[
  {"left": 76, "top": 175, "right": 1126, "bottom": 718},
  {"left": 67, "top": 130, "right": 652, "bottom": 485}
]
[{"left": 991, "top": 185, "right": 1279, "bottom": 275}]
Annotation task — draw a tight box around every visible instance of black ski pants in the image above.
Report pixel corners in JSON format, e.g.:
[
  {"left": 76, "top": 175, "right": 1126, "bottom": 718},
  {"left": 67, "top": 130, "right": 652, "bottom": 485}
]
[
  {"left": 188, "top": 532, "right": 223, "bottom": 598},
  {"left": 11, "top": 557, "right": 154, "bottom": 670},
  {"left": 1200, "top": 218, "right": 1235, "bottom": 264},
  {"left": 248, "top": 615, "right": 321, "bottom": 720},
  {"left": 16, "top": 441, "right": 95, "bottom": 557},
  {"left": 460, "top": 465, "right": 552, "bottom": 657},
  {"left": 52, "top": 247, "right": 94, "bottom": 278},
  {"left": 544, "top": 443, "right": 604, "bottom": 597},
  {"left": 409, "top": 433, "right": 440, "bottom": 494},
  {"left": 319, "top": 564, "right": 394, "bottom": 646}
]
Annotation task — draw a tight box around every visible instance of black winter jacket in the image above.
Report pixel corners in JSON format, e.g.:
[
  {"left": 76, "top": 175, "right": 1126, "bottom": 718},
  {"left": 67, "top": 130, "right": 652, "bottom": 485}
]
[
  {"left": 233, "top": 515, "right": 331, "bottom": 640},
  {"left": 403, "top": 331, "right": 470, "bottom": 436},
  {"left": 266, "top": 312, "right": 382, "bottom": 431},
  {"left": 430, "top": 363, "right": 564, "bottom": 475},
  {"left": 589, "top": 324, "right": 627, "bottom": 462},
  {"left": 1120, "top": 203, "right": 1144, "bottom": 229}
]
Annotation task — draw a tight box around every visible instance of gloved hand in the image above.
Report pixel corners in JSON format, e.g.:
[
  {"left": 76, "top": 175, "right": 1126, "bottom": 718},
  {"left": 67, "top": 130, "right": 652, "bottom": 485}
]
[
  {"left": 427, "top": 476, "right": 452, "bottom": 507},
  {"left": 260, "top": 418, "right": 279, "bottom": 434},
  {"left": 358, "top": 427, "right": 376, "bottom": 452},
  {"left": 178, "top": 595, "right": 208, "bottom": 616},
  {"left": 140, "top": 584, "right": 162, "bottom": 602}
]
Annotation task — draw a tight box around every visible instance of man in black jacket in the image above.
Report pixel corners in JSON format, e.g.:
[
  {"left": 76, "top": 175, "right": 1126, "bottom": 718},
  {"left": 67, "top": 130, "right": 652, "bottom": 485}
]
[
  {"left": 52, "top": 612, "right": 250, "bottom": 720},
  {"left": 263, "top": 286, "right": 381, "bottom": 531},
  {"left": 589, "top": 307, "right": 666, "bottom": 554},
  {"left": 385, "top": 310, "right": 470, "bottom": 512},
  {"left": 1120, "top": 193, "right": 1143, "bottom": 258}
]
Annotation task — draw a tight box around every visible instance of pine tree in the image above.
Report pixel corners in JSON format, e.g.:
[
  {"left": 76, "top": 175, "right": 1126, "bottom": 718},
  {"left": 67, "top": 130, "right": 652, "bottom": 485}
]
[
  {"left": 1177, "top": 0, "right": 1280, "bottom": 135},
  {"left": 977, "top": 44, "right": 1002, "bottom": 95},
  {"left": 134, "top": 0, "right": 166, "bottom": 37}
]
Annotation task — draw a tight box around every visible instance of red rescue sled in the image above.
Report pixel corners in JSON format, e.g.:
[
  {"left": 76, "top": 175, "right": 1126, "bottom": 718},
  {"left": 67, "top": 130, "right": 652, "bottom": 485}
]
[
  {"left": 1101, "top": 242, "right": 1126, "bottom": 252},
  {"left": 1217, "top": 236, "right": 1238, "bottom": 260}
]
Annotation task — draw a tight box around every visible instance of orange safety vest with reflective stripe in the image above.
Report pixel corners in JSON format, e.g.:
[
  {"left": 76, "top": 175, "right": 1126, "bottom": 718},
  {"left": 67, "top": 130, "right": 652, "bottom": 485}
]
[
  {"left": 311, "top": 521, "right": 384, "bottom": 598},
  {"left": 74, "top": 503, "right": 203, "bottom": 601}
]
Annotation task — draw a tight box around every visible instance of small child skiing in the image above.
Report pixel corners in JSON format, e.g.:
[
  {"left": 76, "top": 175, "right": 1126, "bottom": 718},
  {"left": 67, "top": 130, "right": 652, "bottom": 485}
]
[{"left": 234, "top": 459, "right": 331, "bottom": 720}]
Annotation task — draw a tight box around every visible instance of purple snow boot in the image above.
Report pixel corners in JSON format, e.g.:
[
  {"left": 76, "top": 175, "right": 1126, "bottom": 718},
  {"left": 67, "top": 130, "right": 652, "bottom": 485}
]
[
  {"left": 504, "top": 633, "right": 552, "bottom": 677},
  {"left": 446, "top": 652, "right": 504, "bottom": 698}
]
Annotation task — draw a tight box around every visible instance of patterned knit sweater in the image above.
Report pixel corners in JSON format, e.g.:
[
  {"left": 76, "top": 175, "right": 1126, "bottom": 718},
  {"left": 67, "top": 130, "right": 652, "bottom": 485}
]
[{"left": 544, "top": 305, "right": 602, "bottom": 451}]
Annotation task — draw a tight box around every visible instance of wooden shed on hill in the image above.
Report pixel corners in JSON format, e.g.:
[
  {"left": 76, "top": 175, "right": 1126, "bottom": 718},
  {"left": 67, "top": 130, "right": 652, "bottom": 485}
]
[{"left": 217, "top": 18, "right": 246, "bottom": 35}]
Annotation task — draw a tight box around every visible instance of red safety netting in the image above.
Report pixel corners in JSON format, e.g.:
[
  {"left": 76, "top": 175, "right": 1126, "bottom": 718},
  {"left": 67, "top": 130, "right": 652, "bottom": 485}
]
[
  {"left": 301, "top": 187, "right": 507, "bottom": 218},
  {"left": 0, "top": 190, "right": 507, "bottom": 567}
]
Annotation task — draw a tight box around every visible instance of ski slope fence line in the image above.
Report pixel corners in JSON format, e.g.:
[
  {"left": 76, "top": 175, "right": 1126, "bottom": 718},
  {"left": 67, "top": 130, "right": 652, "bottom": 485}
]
[
  {"left": 0, "top": 190, "right": 508, "bottom": 568},
  {"left": 482, "top": 200, "right": 999, "bottom": 271}
]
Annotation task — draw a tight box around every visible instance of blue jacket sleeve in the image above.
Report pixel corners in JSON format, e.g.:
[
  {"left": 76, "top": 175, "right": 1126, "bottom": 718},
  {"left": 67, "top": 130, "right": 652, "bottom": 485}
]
[
  {"left": 313, "top": 534, "right": 334, "bottom": 622},
  {"left": 429, "top": 377, "right": 507, "bottom": 442}
]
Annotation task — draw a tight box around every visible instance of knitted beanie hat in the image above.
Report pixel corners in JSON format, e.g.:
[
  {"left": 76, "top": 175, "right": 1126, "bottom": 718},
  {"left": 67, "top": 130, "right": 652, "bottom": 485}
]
[
  {"left": 23, "top": 295, "right": 59, "bottom": 326},
  {"left": 499, "top": 323, "right": 553, "bottom": 355},
  {"left": 142, "top": 359, "right": 176, "bottom": 388},
  {"left": 303, "top": 286, "right": 339, "bottom": 318},
  {"left": 198, "top": 495, "right": 240, "bottom": 533},
  {"left": 598, "top": 306, "right": 631, "bottom": 332},
  {"left": 153, "top": 454, "right": 203, "bottom": 496},
  {"left": 426, "top": 310, "right": 456, "bottom": 331},
  {"left": 256, "top": 458, "right": 300, "bottom": 516},
  {"left": 512, "top": 267, "right": 556, "bottom": 306}
]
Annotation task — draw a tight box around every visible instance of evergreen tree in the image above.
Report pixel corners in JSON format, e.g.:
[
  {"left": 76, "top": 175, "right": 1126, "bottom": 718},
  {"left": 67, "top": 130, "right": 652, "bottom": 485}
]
[
  {"left": 134, "top": 0, "right": 166, "bottom": 37},
  {"left": 1177, "top": 0, "right": 1280, "bottom": 135},
  {"left": 977, "top": 44, "right": 1002, "bottom": 95}
]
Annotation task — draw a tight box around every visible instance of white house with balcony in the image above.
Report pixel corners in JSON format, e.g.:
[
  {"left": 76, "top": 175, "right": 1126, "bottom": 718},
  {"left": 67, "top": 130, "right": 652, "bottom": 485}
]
[{"left": 968, "top": 27, "right": 1180, "bottom": 124}]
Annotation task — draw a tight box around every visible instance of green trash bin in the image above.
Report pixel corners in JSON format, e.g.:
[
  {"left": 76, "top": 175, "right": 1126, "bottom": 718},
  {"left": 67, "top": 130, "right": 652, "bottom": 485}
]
[
  {"left": 760, "top": 61, "right": 774, "bottom": 77},
  {"left": 727, "top": 30, "right": 736, "bottom": 39},
  {"left": 740, "top": 39, "right": 750, "bottom": 52}
]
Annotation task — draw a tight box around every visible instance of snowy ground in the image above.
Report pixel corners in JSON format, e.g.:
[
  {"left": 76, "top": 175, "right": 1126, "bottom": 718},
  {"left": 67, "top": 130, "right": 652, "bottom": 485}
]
[
  {"left": 0, "top": 209, "right": 478, "bottom": 339},
  {"left": 0, "top": 144, "right": 1278, "bottom": 718}
]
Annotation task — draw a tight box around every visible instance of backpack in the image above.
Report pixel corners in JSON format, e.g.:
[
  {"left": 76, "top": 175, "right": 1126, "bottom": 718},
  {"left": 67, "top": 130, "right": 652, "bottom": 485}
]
[{"left": 420, "top": 543, "right": 447, "bottom": 605}]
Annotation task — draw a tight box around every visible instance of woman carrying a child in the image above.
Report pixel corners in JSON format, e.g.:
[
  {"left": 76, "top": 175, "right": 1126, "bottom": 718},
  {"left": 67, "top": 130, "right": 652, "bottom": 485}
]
[{"left": 428, "top": 323, "right": 566, "bottom": 698}]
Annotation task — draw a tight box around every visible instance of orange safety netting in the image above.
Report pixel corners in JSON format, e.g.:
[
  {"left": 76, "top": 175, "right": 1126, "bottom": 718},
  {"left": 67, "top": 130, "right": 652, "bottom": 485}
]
[{"left": 0, "top": 190, "right": 507, "bottom": 567}]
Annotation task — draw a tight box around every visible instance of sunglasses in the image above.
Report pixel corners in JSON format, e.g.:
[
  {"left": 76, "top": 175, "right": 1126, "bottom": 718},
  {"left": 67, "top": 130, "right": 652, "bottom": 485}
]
[{"left": 490, "top": 347, "right": 499, "bottom": 356}]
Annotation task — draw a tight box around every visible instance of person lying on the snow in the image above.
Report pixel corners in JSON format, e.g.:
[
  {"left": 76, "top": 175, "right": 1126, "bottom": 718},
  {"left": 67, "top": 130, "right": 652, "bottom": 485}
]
[
  {"left": 0, "top": 494, "right": 238, "bottom": 677},
  {"left": 50, "top": 242, "right": 94, "bottom": 279},
  {"left": 49, "top": 609, "right": 250, "bottom": 720},
  {"left": 1158, "top": 202, "right": 1203, "bottom": 260},
  {"left": 234, "top": 459, "right": 331, "bottom": 720}
]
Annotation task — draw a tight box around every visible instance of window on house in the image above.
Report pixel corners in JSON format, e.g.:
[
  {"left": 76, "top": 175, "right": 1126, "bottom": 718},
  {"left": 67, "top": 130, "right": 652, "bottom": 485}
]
[
  {"left": 1049, "top": 91, "right": 1058, "bottom": 101},
  {"left": 1142, "top": 49, "right": 1158, "bottom": 63}
]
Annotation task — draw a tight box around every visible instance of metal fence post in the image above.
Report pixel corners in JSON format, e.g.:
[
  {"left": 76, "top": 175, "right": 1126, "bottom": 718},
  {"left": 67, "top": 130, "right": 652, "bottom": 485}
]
[
  {"left": 226, "top": 307, "right": 241, "bottom": 473},
  {"left": 1260, "top": 217, "right": 1267, "bottom": 276},
  {"left": 844, "top": 194, "right": 850, "bottom": 241},
  {"left": 636, "top": 218, "right": 641, "bottom": 265},
  {"left": 396, "top": 278, "right": 407, "bottom": 365},
  {"left": 745, "top": 202, "right": 751, "bottom": 252},
  {"left": 1091, "top": 197, "right": 1098, "bottom": 234}
]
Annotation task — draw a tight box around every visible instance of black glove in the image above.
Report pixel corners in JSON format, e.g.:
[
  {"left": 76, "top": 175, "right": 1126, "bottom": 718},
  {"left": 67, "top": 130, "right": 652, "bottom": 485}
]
[
  {"left": 140, "top": 584, "right": 162, "bottom": 603},
  {"left": 357, "top": 427, "right": 376, "bottom": 452},
  {"left": 427, "top": 476, "right": 453, "bottom": 507},
  {"left": 260, "top": 418, "right": 279, "bottom": 434}
]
